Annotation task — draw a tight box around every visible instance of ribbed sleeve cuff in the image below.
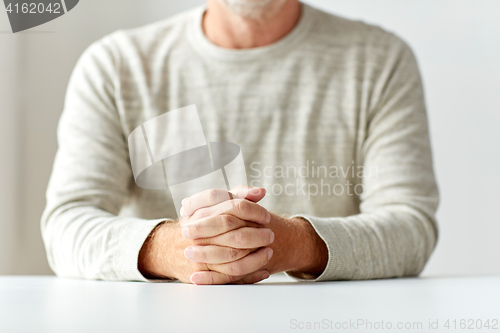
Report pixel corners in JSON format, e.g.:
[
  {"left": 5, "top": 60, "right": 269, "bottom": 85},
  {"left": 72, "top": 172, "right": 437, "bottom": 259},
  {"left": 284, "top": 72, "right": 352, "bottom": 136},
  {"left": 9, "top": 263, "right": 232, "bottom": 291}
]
[
  {"left": 112, "top": 218, "right": 171, "bottom": 282},
  {"left": 287, "top": 214, "right": 356, "bottom": 282}
]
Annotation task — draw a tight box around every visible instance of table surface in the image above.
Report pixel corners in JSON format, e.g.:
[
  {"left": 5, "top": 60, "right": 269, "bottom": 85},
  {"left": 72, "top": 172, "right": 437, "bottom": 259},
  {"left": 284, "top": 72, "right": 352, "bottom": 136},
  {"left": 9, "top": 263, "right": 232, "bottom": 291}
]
[{"left": 1, "top": 274, "right": 499, "bottom": 333}]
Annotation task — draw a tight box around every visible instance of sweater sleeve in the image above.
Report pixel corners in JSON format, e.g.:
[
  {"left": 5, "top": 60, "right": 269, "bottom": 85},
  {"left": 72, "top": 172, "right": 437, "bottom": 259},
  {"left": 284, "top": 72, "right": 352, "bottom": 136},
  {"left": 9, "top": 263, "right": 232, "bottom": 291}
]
[
  {"left": 41, "top": 37, "right": 166, "bottom": 281},
  {"left": 290, "top": 36, "right": 439, "bottom": 281}
]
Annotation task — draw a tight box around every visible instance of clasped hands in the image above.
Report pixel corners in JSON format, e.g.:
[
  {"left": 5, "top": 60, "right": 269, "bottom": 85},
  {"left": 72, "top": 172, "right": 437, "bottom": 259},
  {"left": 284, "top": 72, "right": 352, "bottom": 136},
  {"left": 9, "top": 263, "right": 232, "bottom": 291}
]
[{"left": 138, "top": 186, "right": 328, "bottom": 285}]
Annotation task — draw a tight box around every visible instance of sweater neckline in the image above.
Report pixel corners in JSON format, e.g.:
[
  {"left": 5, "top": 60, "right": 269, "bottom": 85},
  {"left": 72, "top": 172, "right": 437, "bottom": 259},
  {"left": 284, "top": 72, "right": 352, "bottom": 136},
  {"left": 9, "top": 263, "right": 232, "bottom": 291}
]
[{"left": 187, "top": 3, "right": 315, "bottom": 62}]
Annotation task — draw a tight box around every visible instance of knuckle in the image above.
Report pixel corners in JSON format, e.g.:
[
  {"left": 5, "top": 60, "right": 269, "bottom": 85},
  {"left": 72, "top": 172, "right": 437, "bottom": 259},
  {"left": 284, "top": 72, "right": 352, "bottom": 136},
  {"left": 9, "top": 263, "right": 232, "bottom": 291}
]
[
  {"left": 217, "top": 215, "right": 230, "bottom": 229},
  {"left": 260, "top": 207, "right": 269, "bottom": 222},
  {"left": 238, "top": 200, "right": 251, "bottom": 215},
  {"left": 221, "top": 215, "right": 236, "bottom": 230},
  {"left": 233, "top": 230, "right": 246, "bottom": 247},
  {"left": 193, "top": 209, "right": 208, "bottom": 220},
  {"left": 207, "top": 189, "right": 219, "bottom": 202},
  {"left": 227, "top": 248, "right": 240, "bottom": 261},
  {"left": 191, "top": 210, "right": 202, "bottom": 220},
  {"left": 190, "top": 223, "right": 202, "bottom": 237},
  {"left": 232, "top": 200, "right": 247, "bottom": 218}
]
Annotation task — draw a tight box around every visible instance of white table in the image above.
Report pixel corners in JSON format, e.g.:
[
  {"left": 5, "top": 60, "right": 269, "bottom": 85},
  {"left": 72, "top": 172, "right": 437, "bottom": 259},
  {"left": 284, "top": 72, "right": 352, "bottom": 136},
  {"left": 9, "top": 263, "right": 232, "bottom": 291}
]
[{"left": 1, "top": 274, "right": 499, "bottom": 333}]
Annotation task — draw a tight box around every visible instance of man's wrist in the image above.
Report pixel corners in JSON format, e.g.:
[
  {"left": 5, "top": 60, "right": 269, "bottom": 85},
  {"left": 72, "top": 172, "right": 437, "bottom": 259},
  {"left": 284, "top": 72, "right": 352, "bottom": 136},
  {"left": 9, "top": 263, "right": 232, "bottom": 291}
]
[
  {"left": 286, "top": 216, "right": 328, "bottom": 279},
  {"left": 138, "top": 221, "right": 177, "bottom": 280}
]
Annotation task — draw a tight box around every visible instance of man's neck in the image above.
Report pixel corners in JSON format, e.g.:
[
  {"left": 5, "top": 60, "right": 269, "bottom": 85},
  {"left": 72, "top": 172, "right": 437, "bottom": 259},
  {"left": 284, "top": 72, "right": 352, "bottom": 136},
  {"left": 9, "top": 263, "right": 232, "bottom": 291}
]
[{"left": 203, "top": 0, "right": 302, "bottom": 49}]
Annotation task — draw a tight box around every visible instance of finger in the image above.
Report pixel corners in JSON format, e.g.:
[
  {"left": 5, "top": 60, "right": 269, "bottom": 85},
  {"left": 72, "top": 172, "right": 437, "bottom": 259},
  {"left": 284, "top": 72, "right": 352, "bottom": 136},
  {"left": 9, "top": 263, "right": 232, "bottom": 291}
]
[
  {"left": 191, "top": 199, "right": 271, "bottom": 225},
  {"left": 231, "top": 270, "right": 270, "bottom": 284},
  {"left": 182, "top": 214, "right": 263, "bottom": 239},
  {"left": 184, "top": 245, "right": 252, "bottom": 264},
  {"left": 189, "top": 270, "right": 270, "bottom": 285},
  {"left": 181, "top": 189, "right": 235, "bottom": 217},
  {"left": 230, "top": 185, "right": 266, "bottom": 203},
  {"left": 181, "top": 187, "right": 266, "bottom": 217},
  {"left": 207, "top": 247, "right": 273, "bottom": 276},
  {"left": 189, "top": 271, "right": 237, "bottom": 285},
  {"left": 194, "top": 227, "right": 275, "bottom": 249}
]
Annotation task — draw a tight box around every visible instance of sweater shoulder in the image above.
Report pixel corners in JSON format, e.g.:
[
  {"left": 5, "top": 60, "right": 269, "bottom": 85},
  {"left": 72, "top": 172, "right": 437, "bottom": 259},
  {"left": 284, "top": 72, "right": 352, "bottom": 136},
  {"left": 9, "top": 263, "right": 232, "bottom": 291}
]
[
  {"left": 86, "top": 7, "right": 200, "bottom": 64},
  {"left": 306, "top": 4, "right": 411, "bottom": 54}
]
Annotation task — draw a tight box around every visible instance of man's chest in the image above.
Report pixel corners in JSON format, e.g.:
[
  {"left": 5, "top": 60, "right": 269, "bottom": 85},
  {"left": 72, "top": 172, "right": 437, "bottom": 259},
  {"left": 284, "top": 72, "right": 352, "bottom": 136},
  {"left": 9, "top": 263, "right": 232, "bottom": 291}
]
[{"left": 125, "top": 57, "right": 363, "bottom": 151}]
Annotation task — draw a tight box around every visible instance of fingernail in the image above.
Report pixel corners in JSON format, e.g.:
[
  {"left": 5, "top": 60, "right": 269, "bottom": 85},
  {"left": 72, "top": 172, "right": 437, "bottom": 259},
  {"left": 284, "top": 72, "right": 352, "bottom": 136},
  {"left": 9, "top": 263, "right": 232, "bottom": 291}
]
[
  {"left": 181, "top": 226, "right": 191, "bottom": 238},
  {"left": 184, "top": 247, "right": 195, "bottom": 260},
  {"left": 267, "top": 248, "right": 274, "bottom": 260},
  {"left": 261, "top": 271, "right": 270, "bottom": 280},
  {"left": 181, "top": 198, "right": 187, "bottom": 206},
  {"left": 180, "top": 206, "right": 186, "bottom": 217},
  {"left": 269, "top": 230, "right": 275, "bottom": 244},
  {"left": 190, "top": 274, "right": 201, "bottom": 285},
  {"left": 265, "top": 212, "right": 271, "bottom": 223}
]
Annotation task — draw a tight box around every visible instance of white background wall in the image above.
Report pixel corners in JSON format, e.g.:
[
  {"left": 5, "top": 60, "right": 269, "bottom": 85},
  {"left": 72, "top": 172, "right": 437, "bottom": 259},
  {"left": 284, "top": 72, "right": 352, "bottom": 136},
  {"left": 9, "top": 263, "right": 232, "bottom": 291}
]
[{"left": 0, "top": 0, "right": 498, "bottom": 276}]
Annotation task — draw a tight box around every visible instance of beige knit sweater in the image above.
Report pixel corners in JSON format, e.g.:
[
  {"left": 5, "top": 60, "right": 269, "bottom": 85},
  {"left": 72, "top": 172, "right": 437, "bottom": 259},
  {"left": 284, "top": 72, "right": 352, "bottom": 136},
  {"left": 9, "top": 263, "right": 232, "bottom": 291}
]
[{"left": 42, "top": 3, "right": 439, "bottom": 282}]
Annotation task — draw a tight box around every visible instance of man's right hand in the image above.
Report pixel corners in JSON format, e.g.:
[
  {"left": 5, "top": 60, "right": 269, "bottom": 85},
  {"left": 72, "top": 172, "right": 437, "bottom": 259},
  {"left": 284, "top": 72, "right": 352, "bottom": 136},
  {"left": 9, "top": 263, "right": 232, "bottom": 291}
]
[{"left": 138, "top": 187, "right": 274, "bottom": 284}]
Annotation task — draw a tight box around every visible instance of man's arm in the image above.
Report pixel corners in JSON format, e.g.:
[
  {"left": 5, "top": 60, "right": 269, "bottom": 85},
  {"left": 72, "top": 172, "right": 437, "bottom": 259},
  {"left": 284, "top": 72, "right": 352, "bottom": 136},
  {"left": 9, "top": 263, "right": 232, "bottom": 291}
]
[
  {"left": 289, "top": 37, "right": 439, "bottom": 281},
  {"left": 41, "top": 37, "right": 167, "bottom": 281}
]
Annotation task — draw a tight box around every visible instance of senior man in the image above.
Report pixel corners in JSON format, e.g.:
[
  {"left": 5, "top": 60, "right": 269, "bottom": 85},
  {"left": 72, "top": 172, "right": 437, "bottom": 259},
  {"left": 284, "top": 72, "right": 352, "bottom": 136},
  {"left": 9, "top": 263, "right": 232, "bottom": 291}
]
[{"left": 42, "top": 0, "right": 439, "bottom": 284}]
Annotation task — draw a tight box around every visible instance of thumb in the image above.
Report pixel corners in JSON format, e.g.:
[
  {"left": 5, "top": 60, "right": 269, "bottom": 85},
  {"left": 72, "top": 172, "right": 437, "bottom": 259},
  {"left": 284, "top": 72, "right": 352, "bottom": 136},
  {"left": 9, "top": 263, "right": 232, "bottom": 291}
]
[{"left": 230, "top": 185, "right": 266, "bottom": 203}]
